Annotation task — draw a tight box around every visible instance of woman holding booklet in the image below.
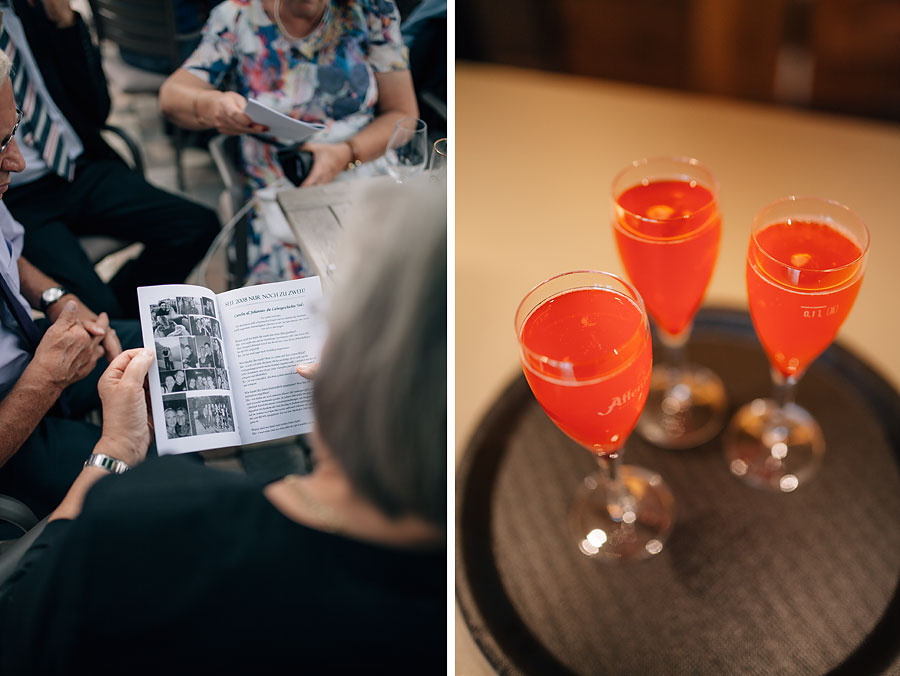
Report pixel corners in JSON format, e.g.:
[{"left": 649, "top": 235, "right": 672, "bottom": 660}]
[
  {"left": 158, "top": 0, "right": 419, "bottom": 283},
  {"left": 0, "top": 189, "right": 446, "bottom": 672}
]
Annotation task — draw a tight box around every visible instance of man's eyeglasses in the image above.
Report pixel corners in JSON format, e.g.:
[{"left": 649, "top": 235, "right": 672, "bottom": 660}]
[{"left": 0, "top": 109, "right": 22, "bottom": 154}]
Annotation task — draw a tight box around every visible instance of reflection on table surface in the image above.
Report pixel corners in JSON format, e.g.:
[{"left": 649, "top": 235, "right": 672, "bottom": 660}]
[{"left": 456, "top": 62, "right": 900, "bottom": 675}]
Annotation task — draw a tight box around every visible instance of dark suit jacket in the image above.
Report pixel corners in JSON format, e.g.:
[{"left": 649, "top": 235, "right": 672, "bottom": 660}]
[{"left": 11, "top": 0, "right": 118, "bottom": 163}]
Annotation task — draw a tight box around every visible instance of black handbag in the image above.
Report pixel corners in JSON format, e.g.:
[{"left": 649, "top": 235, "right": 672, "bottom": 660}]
[{"left": 276, "top": 145, "right": 315, "bottom": 186}]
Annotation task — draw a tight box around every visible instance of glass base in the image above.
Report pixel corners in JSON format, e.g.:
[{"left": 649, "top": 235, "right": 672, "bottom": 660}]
[
  {"left": 569, "top": 465, "right": 675, "bottom": 561},
  {"left": 636, "top": 363, "right": 727, "bottom": 449},
  {"left": 724, "top": 398, "right": 825, "bottom": 492}
]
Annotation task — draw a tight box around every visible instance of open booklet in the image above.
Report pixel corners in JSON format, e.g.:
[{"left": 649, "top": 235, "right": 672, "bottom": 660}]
[{"left": 137, "top": 277, "right": 325, "bottom": 455}]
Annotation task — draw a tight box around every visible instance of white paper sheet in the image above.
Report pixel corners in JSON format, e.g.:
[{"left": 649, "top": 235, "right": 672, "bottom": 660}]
[{"left": 244, "top": 98, "right": 326, "bottom": 142}]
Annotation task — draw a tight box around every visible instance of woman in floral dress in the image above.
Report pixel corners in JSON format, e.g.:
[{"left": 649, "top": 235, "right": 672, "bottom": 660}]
[{"left": 159, "top": 0, "right": 418, "bottom": 281}]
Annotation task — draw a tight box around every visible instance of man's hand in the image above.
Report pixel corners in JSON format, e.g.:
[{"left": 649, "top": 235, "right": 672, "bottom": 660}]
[
  {"left": 46, "top": 294, "right": 122, "bottom": 362},
  {"left": 30, "top": 301, "right": 105, "bottom": 393},
  {"left": 300, "top": 142, "right": 353, "bottom": 187},
  {"left": 197, "top": 91, "right": 268, "bottom": 136},
  {"left": 93, "top": 348, "right": 156, "bottom": 467},
  {"left": 28, "top": 0, "right": 75, "bottom": 28}
]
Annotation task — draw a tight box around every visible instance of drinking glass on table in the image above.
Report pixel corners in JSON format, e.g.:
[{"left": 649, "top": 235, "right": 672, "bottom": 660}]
[
  {"left": 430, "top": 138, "right": 447, "bottom": 174},
  {"left": 515, "top": 271, "right": 675, "bottom": 561},
  {"left": 725, "top": 197, "right": 869, "bottom": 491},
  {"left": 611, "top": 157, "right": 727, "bottom": 449},
  {"left": 385, "top": 117, "right": 428, "bottom": 183}
]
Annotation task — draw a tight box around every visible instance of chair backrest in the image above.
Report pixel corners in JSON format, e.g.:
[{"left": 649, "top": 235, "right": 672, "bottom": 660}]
[{"left": 87, "top": 0, "right": 197, "bottom": 73}]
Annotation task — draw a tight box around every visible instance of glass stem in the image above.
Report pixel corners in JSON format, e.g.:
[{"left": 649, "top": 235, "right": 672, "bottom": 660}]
[
  {"left": 770, "top": 368, "right": 799, "bottom": 410},
  {"left": 658, "top": 325, "right": 692, "bottom": 421},
  {"left": 659, "top": 323, "right": 691, "bottom": 373},
  {"left": 596, "top": 451, "right": 634, "bottom": 523},
  {"left": 763, "top": 370, "right": 802, "bottom": 453}
]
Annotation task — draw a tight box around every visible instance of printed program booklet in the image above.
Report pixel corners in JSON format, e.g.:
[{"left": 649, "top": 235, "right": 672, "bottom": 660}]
[{"left": 138, "top": 277, "right": 325, "bottom": 455}]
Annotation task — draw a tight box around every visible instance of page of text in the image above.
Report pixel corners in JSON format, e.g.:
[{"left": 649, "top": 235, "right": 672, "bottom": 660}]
[{"left": 218, "top": 277, "right": 325, "bottom": 444}]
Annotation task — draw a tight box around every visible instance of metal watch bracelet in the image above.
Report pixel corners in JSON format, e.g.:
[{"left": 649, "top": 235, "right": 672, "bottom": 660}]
[{"left": 84, "top": 453, "right": 131, "bottom": 474}]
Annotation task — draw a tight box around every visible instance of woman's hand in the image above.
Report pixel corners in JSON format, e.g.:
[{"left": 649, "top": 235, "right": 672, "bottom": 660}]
[
  {"left": 299, "top": 142, "right": 352, "bottom": 187},
  {"left": 197, "top": 91, "right": 268, "bottom": 136},
  {"left": 94, "top": 348, "right": 156, "bottom": 467},
  {"left": 296, "top": 362, "right": 319, "bottom": 380}
]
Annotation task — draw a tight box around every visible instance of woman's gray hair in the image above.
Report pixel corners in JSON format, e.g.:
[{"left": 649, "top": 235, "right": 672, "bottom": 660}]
[
  {"left": 314, "top": 180, "right": 447, "bottom": 527},
  {"left": 0, "top": 51, "right": 11, "bottom": 81}
]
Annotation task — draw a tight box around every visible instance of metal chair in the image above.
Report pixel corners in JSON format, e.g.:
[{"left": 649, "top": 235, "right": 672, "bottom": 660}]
[
  {"left": 87, "top": 0, "right": 209, "bottom": 190},
  {"left": 0, "top": 493, "right": 43, "bottom": 583},
  {"left": 0, "top": 512, "right": 49, "bottom": 598},
  {"left": 206, "top": 134, "right": 251, "bottom": 289}
]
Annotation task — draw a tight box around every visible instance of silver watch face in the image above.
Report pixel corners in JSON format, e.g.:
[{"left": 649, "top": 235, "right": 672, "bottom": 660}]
[{"left": 42, "top": 287, "right": 66, "bottom": 305}]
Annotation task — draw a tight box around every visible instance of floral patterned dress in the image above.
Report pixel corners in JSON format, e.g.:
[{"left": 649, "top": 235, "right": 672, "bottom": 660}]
[{"left": 183, "top": 0, "right": 409, "bottom": 281}]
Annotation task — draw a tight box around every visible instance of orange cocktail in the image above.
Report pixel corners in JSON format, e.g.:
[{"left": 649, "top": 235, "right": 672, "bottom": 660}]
[
  {"left": 519, "top": 286, "right": 652, "bottom": 454},
  {"left": 516, "top": 271, "right": 674, "bottom": 561},
  {"left": 747, "top": 219, "right": 864, "bottom": 378},
  {"left": 726, "top": 197, "right": 869, "bottom": 492},
  {"left": 611, "top": 158, "right": 727, "bottom": 449},
  {"left": 614, "top": 179, "right": 720, "bottom": 337}
]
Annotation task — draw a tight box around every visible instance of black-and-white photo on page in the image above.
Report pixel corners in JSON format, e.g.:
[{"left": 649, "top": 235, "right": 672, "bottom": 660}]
[
  {"left": 187, "top": 369, "right": 217, "bottom": 391},
  {"left": 151, "top": 299, "right": 191, "bottom": 338},
  {"left": 212, "top": 338, "right": 226, "bottom": 369},
  {"left": 191, "top": 315, "right": 222, "bottom": 340},
  {"left": 187, "top": 395, "right": 235, "bottom": 435},
  {"left": 176, "top": 296, "right": 201, "bottom": 316},
  {"left": 155, "top": 338, "right": 182, "bottom": 371},
  {"left": 195, "top": 335, "right": 216, "bottom": 368},
  {"left": 160, "top": 369, "right": 190, "bottom": 394},
  {"left": 201, "top": 297, "right": 216, "bottom": 318},
  {"left": 162, "top": 394, "right": 193, "bottom": 439},
  {"left": 180, "top": 337, "right": 199, "bottom": 368}
]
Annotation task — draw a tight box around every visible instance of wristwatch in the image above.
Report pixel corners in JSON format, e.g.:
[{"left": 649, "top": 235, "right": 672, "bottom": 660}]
[
  {"left": 39, "top": 285, "right": 69, "bottom": 313},
  {"left": 84, "top": 453, "right": 131, "bottom": 474}
]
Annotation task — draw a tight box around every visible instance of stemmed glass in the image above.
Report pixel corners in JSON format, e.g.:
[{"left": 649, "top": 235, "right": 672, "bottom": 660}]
[
  {"left": 515, "top": 271, "right": 675, "bottom": 561},
  {"left": 611, "top": 157, "right": 727, "bottom": 449},
  {"left": 384, "top": 117, "right": 428, "bottom": 183},
  {"left": 725, "top": 197, "right": 869, "bottom": 491},
  {"left": 430, "top": 138, "right": 447, "bottom": 172}
]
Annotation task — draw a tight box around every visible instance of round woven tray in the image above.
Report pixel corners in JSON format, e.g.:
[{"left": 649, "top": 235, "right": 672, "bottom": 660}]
[{"left": 457, "top": 309, "right": 900, "bottom": 676}]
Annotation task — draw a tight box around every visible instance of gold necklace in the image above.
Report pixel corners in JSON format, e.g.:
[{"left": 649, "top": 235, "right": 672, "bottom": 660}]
[
  {"left": 283, "top": 474, "right": 345, "bottom": 534},
  {"left": 273, "top": 0, "right": 301, "bottom": 40},
  {"left": 273, "top": 0, "right": 326, "bottom": 41}
]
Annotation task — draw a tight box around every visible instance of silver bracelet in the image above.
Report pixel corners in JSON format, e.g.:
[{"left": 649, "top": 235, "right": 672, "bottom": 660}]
[{"left": 84, "top": 453, "right": 131, "bottom": 475}]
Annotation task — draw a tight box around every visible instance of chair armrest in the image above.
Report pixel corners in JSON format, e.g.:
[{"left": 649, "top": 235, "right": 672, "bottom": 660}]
[
  {"left": 0, "top": 516, "right": 50, "bottom": 597},
  {"left": 0, "top": 494, "right": 38, "bottom": 533},
  {"left": 101, "top": 124, "right": 146, "bottom": 176}
]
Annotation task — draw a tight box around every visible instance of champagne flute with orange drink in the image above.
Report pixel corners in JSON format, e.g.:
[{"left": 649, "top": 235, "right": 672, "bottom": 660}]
[
  {"left": 725, "top": 197, "right": 869, "bottom": 491},
  {"left": 611, "top": 157, "right": 727, "bottom": 448},
  {"left": 516, "top": 271, "right": 675, "bottom": 561}
]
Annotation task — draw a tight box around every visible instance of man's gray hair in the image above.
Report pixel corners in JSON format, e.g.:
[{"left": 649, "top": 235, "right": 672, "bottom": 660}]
[
  {"left": 314, "top": 180, "right": 447, "bottom": 527},
  {"left": 0, "top": 50, "right": 11, "bottom": 81}
]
